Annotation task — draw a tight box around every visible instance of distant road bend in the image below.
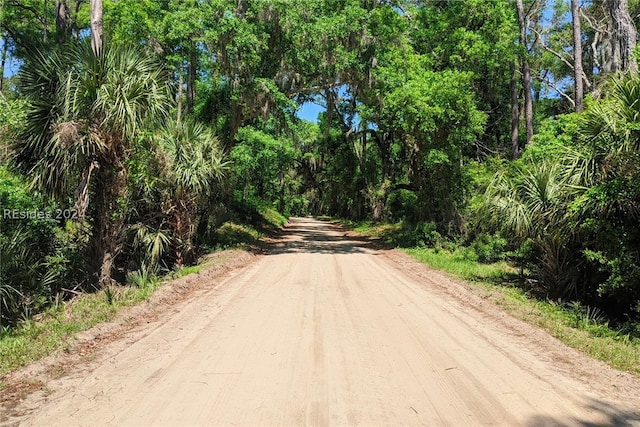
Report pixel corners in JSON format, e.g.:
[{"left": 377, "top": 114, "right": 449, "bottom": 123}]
[{"left": 16, "top": 218, "right": 640, "bottom": 426}]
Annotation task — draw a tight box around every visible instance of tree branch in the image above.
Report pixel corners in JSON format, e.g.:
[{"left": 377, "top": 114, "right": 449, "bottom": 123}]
[
  {"left": 529, "top": 26, "right": 592, "bottom": 88},
  {"left": 580, "top": 9, "right": 605, "bottom": 70},
  {"left": 535, "top": 75, "right": 575, "bottom": 107}
]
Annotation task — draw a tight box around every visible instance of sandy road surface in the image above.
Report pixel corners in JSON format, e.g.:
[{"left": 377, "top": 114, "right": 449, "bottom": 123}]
[{"left": 9, "top": 218, "right": 640, "bottom": 426}]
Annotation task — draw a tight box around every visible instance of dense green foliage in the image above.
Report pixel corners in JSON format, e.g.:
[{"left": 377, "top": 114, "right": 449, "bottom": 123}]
[
  {"left": 1, "top": 0, "right": 639, "bottom": 331},
  {"left": 478, "top": 79, "right": 640, "bottom": 321}
]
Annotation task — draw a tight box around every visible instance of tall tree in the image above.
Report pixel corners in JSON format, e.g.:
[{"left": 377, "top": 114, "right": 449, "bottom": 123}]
[
  {"left": 605, "top": 0, "right": 637, "bottom": 72},
  {"left": 572, "top": 0, "right": 584, "bottom": 112},
  {"left": 516, "top": 0, "right": 534, "bottom": 145},
  {"left": 55, "top": 0, "right": 70, "bottom": 44},
  {"left": 90, "top": 0, "right": 102, "bottom": 54},
  {"left": 16, "top": 42, "right": 171, "bottom": 286},
  {"left": 511, "top": 61, "right": 520, "bottom": 158}
]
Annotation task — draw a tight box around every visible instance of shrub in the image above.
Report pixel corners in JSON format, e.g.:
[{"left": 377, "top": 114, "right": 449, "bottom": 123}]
[
  {"left": 0, "top": 166, "right": 69, "bottom": 323},
  {"left": 471, "top": 233, "right": 507, "bottom": 263},
  {"left": 414, "top": 221, "right": 442, "bottom": 248},
  {"left": 386, "top": 189, "right": 419, "bottom": 222}
]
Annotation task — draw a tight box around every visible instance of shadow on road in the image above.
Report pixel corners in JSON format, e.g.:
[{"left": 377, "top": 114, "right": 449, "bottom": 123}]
[
  {"left": 525, "top": 397, "right": 640, "bottom": 427},
  {"left": 263, "top": 218, "right": 389, "bottom": 255}
]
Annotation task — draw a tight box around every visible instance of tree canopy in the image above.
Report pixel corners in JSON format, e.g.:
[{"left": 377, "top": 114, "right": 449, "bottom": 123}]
[{"left": 1, "top": 0, "right": 640, "bottom": 325}]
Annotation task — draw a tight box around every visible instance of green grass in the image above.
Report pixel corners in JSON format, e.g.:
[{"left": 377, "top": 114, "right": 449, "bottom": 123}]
[
  {"left": 404, "top": 247, "right": 517, "bottom": 283},
  {"left": 405, "top": 246, "right": 640, "bottom": 376},
  {"left": 334, "top": 219, "right": 399, "bottom": 238},
  {"left": 212, "top": 221, "right": 262, "bottom": 249},
  {"left": 258, "top": 206, "right": 288, "bottom": 229},
  {"left": 173, "top": 265, "right": 202, "bottom": 277},
  {"left": 0, "top": 283, "right": 159, "bottom": 377},
  {"left": 492, "top": 287, "right": 640, "bottom": 375},
  {"left": 212, "top": 207, "right": 286, "bottom": 251}
]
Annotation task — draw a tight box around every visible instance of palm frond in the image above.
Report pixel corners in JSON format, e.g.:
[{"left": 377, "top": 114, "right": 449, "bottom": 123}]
[
  {"left": 13, "top": 41, "right": 172, "bottom": 206},
  {"left": 159, "top": 119, "right": 228, "bottom": 197}
]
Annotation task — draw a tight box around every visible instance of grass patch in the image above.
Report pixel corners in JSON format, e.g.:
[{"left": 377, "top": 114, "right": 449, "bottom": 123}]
[
  {"left": 173, "top": 265, "right": 202, "bottom": 278},
  {"left": 212, "top": 198, "right": 287, "bottom": 252},
  {"left": 406, "top": 247, "right": 640, "bottom": 376},
  {"left": 404, "top": 247, "right": 517, "bottom": 284},
  {"left": 333, "top": 219, "right": 399, "bottom": 237},
  {"left": 489, "top": 287, "right": 640, "bottom": 376},
  {"left": 213, "top": 221, "right": 261, "bottom": 249},
  {"left": 212, "top": 207, "right": 286, "bottom": 250},
  {"left": 259, "top": 206, "right": 288, "bottom": 229},
  {"left": 0, "top": 282, "right": 159, "bottom": 377}
]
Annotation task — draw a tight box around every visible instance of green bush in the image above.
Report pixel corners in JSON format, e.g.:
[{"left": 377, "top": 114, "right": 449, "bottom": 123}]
[
  {"left": 0, "top": 166, "right": 71, "bottom": 323},
  {"left": 286, "top": 195, "right": 310, "bottom": 216},
  {"left": 0, "top": 98, "right": 27, "bottom": 155},
  {"left": 471, "top": 233, "right": 507, "bottom": 263},
  {"left": 414, "top": 221, "right": 442, "bottom": 248},
  {"left": 386, "top": 189, "right": 419, "bottom": 222}
]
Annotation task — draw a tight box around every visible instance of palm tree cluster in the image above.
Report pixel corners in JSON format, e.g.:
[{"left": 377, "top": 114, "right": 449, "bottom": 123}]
[
  {"left": 8, "top": 41, "right": 226, "bottom": 301},
  {"left": 480, "top": 74, "right": 640, "bottom": 319}
]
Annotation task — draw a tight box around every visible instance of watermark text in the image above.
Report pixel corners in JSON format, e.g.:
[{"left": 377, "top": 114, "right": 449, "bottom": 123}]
[{"left": 3, "top": 209, "right": 83, "bottom": 220}]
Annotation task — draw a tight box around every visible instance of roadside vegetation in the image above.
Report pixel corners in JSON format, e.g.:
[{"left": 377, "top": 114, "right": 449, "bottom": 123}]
[
  {"left": 343, "top": 220, "right": 640, "bottom": 376},
  {"left": 1, "top": 282, "right": 161, "bottom": 378},
  {"left": 0, "top": 216, "right": 275, "bottom": 378},
  {"left": 1, "top": 0, "right": 640, "bottom": 378}
]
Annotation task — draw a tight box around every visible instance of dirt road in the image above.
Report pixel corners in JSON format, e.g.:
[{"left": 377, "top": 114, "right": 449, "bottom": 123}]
[{"left": 10, "top": 218, "right": 640, "bottom": 426}]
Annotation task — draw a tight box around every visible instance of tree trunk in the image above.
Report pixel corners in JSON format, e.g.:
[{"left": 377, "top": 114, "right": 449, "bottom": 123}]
[
  {"left": 236, "top": 0, "right": 246, "bottom": 18},
  {"left": 93, "top": 154, "right": 127, "bottom": 288},
  {"left": 605, "top": 0, "right": 638, "bottom": 72},
  {"left": 516, "top": 0, "right": 534, "bottom": 145},
  {"left": 43, "top": 0, "right": 48, "bottom": 43},
  {"left": 279, "top": 170, "right": 285, "bottom": 214},
  {"left": 372, "top": 200, "right": 384, "bottom": 222},
  {"left": 0, "top": 35, "right": 7, "bottom": 94},
  {"left": 370, "top": 185, "right": 388, "bottom": 223},
  {"left": 55, "top": 0, "right": 70, "bottom": 44},
  {"left": 173, "top": 199, "right": 196, "bottom": 267},
  {"left": 186, "top": 44, "right": 196, "bottom": 114},
  {"left": 572, "top": 0, "right": 584, "bottom": 112},
  {"left": 510, "top": 61, "right": 520, "bottom": 159},
  {"left": 72, "top": 0, "right": 84, "bottom": 40},
  {"left": 90, "top": 0, "right": 103, "bottom": 55},
  {"left": 177, "top": 62, "right": 184, "bottom": 125}
]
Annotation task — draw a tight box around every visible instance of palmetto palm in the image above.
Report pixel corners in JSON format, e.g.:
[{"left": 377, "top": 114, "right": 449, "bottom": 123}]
[
  {"left": 158, "top": 119, "right": 227, "bottom": 265},
  {"left": 561, "top": 73, "right": 640, "bottom": 227},
  {"left": 483, "top": 162, "right": 565, "bottom": 240},
  {"left": 571, "top": 74, "right": 640, "bottom": 308},
  {"left": 563, "top": 74, "right": 640, "bottom": 189},
  {"left": 482, "top": 161, "right": 581, "bottom": 298},
  {"left": 15, "top": 42, "right": 172, "bottom": 286},
  {"left": 582, "top": 74, "right": 640, "bottom": 152}
]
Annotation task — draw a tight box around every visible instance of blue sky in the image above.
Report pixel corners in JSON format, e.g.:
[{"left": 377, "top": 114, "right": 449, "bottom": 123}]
[
  {"left": 296, "top": 101, "right": 324, "bottom": 122},
  {"left": 0, "top": 39, "right": 22, "bottom": 77}
]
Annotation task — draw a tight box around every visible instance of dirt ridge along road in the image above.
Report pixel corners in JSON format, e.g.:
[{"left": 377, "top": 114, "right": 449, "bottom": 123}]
[{"left": 6, "top": 217, "right": 640, "bottom": 426}]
